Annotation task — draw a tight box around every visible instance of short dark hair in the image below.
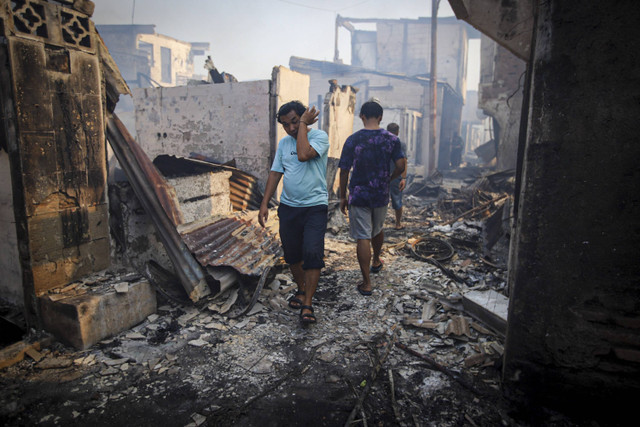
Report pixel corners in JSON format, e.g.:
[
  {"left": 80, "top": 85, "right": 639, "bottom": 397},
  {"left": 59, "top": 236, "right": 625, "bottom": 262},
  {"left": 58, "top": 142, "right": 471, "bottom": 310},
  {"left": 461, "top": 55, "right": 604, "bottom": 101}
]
[
  {"left": 387, "top": 122, "right": 399, "bottom": 135},
  {"left": 360, "top": 101, "right": 383, "bottom": 119},
  {"left": 277, "top": 101, "right": 306, "bottom": 123}
]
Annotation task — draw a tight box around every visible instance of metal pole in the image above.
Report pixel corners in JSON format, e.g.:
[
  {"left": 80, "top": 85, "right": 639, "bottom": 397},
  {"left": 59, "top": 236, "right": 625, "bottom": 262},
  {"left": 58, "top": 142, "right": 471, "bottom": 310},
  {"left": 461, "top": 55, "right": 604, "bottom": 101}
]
[
  {"left": 334, "top": 14, "right": 340, "bottom": 62},
  {"left": 429, "top": 0, "right": 440, "bottom": 173}
]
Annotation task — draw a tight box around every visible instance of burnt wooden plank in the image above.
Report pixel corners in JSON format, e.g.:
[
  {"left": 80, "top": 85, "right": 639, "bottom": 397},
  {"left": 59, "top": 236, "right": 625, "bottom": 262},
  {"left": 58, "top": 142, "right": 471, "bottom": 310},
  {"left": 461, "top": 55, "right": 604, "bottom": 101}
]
[{"left": 0, "top": 341, "right": 42, "bottom": 370}]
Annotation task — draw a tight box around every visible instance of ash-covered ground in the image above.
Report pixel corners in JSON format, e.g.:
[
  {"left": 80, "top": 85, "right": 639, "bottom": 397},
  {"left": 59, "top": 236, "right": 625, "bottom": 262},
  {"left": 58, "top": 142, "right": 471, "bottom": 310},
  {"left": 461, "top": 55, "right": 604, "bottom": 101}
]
[{"left": 0, "top": 173, "right": 581, "bottom": 427}]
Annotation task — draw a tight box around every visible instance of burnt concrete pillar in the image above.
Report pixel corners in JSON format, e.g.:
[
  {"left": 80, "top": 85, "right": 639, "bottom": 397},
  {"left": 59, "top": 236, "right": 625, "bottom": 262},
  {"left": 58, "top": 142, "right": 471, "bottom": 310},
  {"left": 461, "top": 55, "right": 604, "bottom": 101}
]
[
  {"left": 504, "top": 0, "right": 640, "bottom": 421},
  {"left": 0, "top": 1, "right": 112, "bottom": 325}
]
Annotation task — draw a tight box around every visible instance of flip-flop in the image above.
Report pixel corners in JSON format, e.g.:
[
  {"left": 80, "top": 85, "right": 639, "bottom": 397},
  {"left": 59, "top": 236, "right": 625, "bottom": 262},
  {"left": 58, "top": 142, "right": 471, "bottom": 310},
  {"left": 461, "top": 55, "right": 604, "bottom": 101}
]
[
  {"left": 370, "top": 261, "right": 383, "bottom": 273},
  {"left": 300, "top": 305, "right": 316, "bottom": 324},
  {"left": 357, "top": 283, "right": 373, "bottom": 296},
  {"left": 288, "top": 290, "right": 305, "bottom": 309}
]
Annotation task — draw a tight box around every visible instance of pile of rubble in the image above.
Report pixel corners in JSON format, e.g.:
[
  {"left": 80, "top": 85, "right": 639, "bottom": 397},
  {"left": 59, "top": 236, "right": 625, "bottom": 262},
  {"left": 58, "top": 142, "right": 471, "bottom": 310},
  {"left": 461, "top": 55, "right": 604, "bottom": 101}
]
[{"left": 0, "top": 169, "right": 577, "bottom": 426}]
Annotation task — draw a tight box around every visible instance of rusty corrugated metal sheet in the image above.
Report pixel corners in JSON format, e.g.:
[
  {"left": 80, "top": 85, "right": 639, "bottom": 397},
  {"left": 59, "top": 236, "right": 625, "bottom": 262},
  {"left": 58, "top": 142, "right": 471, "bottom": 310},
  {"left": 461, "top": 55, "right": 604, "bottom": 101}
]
[
  {"left": 108, "top": 115, "right": 282, "bottom": 300},
  {"left": 106, "top": 115, "right": 209, "bottom": 302},
  {"left": 107, "top": 119, "right": 281, "bottom": 301},
  {"left": 121, "top": 137, "right": 184, "bottom": 227},
  {"left": 179, "top": 213, "right": 282, "bottom": 277}
]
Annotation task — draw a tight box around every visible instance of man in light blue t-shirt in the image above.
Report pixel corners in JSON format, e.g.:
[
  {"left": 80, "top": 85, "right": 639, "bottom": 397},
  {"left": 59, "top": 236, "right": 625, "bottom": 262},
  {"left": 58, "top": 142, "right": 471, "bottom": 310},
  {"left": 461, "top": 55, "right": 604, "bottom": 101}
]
[{"left": 259, "top": 101, "right": 329, "bottom": 325}]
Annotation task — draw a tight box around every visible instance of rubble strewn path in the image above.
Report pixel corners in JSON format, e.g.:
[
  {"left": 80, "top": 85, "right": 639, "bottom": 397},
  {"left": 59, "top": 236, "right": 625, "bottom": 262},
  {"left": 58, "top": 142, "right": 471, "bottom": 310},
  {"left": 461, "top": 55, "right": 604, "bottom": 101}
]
[{"left": 0, "top": 181, "right": 578, "bottom": 427}]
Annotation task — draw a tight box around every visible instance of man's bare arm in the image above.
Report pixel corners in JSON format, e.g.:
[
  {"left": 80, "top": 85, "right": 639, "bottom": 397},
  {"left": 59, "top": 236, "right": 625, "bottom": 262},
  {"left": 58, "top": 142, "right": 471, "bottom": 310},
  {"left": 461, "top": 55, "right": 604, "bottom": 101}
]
[
  {"left": 399, "top": 156, "right": 408, "bottom": 191},
  {"left": 339, "top": 168, "right": 350, "bottom": 215},
  {"left": 296, "top": 107, "right": 320, "bottom": 162},
  {"left": 390, "top": 157, "right": 406, "bottom": 182},
  {"left": 258, "top": 171, "right": 283, "bottom": 227}
]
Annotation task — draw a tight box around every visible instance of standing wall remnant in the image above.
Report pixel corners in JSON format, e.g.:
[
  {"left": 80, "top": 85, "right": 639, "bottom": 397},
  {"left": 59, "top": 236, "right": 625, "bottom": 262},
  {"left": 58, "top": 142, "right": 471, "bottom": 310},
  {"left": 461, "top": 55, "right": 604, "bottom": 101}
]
[
  {"left": 451, "top": 0, "right": 532, "bottom": 170},
  {"left": 478, "top": 35, "right": 526, "bottom": 170},
  {"left": 272, "top": 65, "right": 310, "bottom": 150},
  {"left": 132, "top": 66, "right": 310, "bottom": 192},
  {"left": 322, "top": 81, "right": 356, "bottom": 198},
  {"left": 133, "top": 81, "right": 272, "bottom": 183},
  {"left": 0, "top": 0, "right": 117, "bottom": 323},
  {"left": 503, "top": 0, "right": 640, "bottom": 420}
]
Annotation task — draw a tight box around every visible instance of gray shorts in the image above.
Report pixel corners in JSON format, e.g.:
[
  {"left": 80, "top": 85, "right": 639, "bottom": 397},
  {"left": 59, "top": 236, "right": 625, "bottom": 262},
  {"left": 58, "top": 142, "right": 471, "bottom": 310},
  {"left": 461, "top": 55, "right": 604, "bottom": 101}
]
[{"left": 349, "top": 205, "right": 388, "bottom": 240}]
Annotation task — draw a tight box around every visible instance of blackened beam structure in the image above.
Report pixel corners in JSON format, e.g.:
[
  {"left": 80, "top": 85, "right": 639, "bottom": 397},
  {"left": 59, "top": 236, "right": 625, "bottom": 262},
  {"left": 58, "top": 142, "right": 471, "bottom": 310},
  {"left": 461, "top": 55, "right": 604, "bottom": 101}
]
[{"left": 106, "top": 114, "right": 210, "bottom": 302}]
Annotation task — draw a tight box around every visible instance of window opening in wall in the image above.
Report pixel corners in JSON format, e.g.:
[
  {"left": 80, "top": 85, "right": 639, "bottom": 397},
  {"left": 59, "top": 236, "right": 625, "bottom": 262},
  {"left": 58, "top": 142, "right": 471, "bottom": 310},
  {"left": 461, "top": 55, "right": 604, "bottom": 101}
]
[
  {"left": 138, "top": 41, "right": 153, "bottom": 66},
  {"left": 161, "top": 47, "right": 172, "bottom": 83}
]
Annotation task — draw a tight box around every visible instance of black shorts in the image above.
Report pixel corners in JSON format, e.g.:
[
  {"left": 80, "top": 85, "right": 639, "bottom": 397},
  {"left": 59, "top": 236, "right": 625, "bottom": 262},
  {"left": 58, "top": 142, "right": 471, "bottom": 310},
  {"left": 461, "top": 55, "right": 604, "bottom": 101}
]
[{"left": 277, "top": 203, "right": 328, "bottom": 270}]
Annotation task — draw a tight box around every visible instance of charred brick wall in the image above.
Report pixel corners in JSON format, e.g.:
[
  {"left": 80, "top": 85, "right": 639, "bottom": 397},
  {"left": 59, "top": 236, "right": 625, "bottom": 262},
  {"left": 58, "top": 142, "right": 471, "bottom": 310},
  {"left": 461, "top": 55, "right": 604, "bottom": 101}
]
[{"left": 504, "top": 0, "right": 640, "bottom": 421}]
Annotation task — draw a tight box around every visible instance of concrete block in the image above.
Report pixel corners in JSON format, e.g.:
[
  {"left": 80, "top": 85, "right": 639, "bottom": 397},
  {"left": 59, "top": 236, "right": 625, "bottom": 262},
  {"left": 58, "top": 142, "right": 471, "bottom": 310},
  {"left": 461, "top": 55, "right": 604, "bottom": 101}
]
[
  {"left": 168, "top": 172, "right": 231, "bottom": 202},
  {"left": 178, "top": 194, "right": 233, "bottom": 224},
  {"left": 167, "top": 172, "right": 233, "bottom": 223},
  {"left": 462, "top": 289, "right": 509, "bottom": 336},
  {"left": 39, "top": 279, "right": 156, "bottom": 350},
  {"left": 32, "top": 238, "right": 110, "bottom": 294}
]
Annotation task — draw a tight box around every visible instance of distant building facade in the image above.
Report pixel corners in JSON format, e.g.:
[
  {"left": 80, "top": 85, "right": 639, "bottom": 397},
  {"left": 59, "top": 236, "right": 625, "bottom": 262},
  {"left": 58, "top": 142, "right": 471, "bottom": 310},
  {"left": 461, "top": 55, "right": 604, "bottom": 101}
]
[
  {"left": 340, "top": 16, "right": 479, "bottom": 100},
  {"left": 97, "top": 24, "right": 209, "bottom": 88},
  {"left": 290, "top": 57, "right": 462, "bottom": 174},
  {"left": 291, "top": 16, "right": 478, "bottom": 175}
]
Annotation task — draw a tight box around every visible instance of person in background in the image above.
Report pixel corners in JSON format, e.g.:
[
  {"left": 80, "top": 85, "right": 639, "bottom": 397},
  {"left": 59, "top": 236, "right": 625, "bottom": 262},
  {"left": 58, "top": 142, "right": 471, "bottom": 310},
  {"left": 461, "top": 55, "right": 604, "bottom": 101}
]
[
  {"left": 386, "top": 123, "right": 407, "bottom": 230},
  {"left": 450, "top": 132, "right": 464, "bottom": 169},
  {"left": 338, "top": 100, "right": 405, "bottom": 296},
  {"left": 258, "top": 101, "right": 329, "bottom": 325}
]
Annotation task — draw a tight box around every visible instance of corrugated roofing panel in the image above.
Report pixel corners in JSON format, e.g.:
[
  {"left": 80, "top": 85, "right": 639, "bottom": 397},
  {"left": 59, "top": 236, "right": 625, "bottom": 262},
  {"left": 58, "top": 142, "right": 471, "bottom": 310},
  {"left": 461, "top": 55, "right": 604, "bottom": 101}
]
[{"left": 179, "top": 212, "right": 282, "bottom": 277}]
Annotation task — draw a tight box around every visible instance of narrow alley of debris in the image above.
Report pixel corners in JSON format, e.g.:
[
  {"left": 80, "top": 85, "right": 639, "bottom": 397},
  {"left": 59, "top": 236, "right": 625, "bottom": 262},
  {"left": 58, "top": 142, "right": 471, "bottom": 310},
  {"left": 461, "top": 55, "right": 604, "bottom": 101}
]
[
  {"left": 1, "top": 169, "right": 576, "bottom": 427},
  {"left": 3, "top": 1, "right": 637, "bottom": 426}
]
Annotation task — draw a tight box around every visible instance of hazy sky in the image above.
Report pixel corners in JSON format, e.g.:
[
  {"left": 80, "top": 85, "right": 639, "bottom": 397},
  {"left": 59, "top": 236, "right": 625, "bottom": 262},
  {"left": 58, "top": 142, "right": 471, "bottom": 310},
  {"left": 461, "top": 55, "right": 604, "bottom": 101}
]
[{"left": 92, "top": 0, "right": 479, "bottom": 88}]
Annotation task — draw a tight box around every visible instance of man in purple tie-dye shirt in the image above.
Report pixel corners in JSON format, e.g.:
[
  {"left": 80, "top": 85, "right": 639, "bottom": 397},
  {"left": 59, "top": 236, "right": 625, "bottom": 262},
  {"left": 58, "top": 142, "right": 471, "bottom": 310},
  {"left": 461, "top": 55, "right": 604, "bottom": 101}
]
[{"left": 338, "top": 100, "right": 406, "bottom": 296}]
